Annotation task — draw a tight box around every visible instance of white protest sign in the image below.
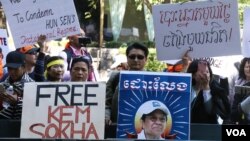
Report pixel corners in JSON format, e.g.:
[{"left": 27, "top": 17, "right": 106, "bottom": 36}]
[
  {"left": 152, "top": 0, "right": 241, "bottom": 60},
  {"left": 242, "top": 7, "right": 250, "bottom": 57},
  {"left": 0, "top": 29, "right": 10, "bottom": 64},
  {"left": 1, "top": 0, "right": 81, "bottom": 48},
  {"left": 21, "top": 82, "right": 106, "bottom": 139},
  {"left": 193, "top": 55, "right": 243, "bottom": 77}
]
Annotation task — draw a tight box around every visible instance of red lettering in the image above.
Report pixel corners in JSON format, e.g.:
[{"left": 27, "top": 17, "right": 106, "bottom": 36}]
[
  {"left": 60, "top": 106, "right": 74, "bottom": 123},
  {"left": 71, "top": 123, "right": 85, "bottom": 138},
  {"left": 86, "top": 123, "right": 99, "bottom": 139},
  {"left": 29, "top": 122, "right": 99, "bottom": 139},
  {"left": 45, "top": 123, "right": 59, "bottom": 138},
  {"left": 59, "top": 122, "right": 72, "bottom": 138},
  {"left": 48, "top": 106, "right": 60, "bottom": 123},
  {"left": 29, "top": 123, "right": 45, "bottom": 138},
  {"left": 75, "top": 106, "right": 90, "bottom": 123}
]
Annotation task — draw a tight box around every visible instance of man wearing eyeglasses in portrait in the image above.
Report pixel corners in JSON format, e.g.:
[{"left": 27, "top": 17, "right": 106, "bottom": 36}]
[
  {"left": 137, "top": 100, "right": 168, "bottom": 140},
  {"left": 105, "top": 42, "right": 149, "bottom": 138}
]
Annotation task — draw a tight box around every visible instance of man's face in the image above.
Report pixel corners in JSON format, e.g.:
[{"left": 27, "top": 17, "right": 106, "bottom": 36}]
[
  {"left": 142, "top": 110, "right": 167, "bottom": 139},
  {"left": 70, "top": 61, "right": 89, "bottom": 81},
  {"left": 8, "top": 66, "right": 25, "bottom": 82},
  {"left": 25, "top": 52, "right": 38, "bottom": 66},
  {"left": 69, "top": 30, "right": 85, "bottom": 48},
  {"left": 127, "top": 49, "right": 147, "bottom": 71}
]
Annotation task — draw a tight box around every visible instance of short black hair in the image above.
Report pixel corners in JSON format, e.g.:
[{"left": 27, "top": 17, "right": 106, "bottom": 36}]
[
  {"left": 126, "top": 42, "right": 149, "bottom": 58},
  {"left": 70, "top": 57, "right": 90, "bottom": 71}
]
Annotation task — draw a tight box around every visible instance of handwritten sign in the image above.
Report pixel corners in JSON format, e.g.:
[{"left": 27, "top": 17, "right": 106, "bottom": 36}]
[
  {"left": 0, "top": 0, "right": 81, "bottom": 48},
  {"left": 0, "top": 28, "right": 15, "bottom": 64},
  {"left": 242, "top": 7, "right": 250, "bottom": 57},
  {"left": 152, "top": 0, "right": 241, "bottom": 60},
  {"left": 117, "top": 71, "right": 191, "bottom": 140},
  {"left": 21, "top": 82, "right": 106, "bottom": 139},
  {"left": 0, "top": 29, "right": 8, "bottom": 47},
  {"left": 193, "top": 55, "right": 243, "bottom": 76}
]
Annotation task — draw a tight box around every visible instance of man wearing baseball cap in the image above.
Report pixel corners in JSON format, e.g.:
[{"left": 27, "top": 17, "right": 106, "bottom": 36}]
[
  {"left": 0, "top": 35, "right": 47, "bottom": 82},
  {"left": 17, "top": 45, "right": 45, "bottom": 81},
  {"left": 137, "top": 100, "right": 168, "bottom": 140},
  {"left": 0, "top": 51, "right": 34, "bottom": 119},
  {"left": 18, "top": 45, "right": 40, "bottom": 54}
]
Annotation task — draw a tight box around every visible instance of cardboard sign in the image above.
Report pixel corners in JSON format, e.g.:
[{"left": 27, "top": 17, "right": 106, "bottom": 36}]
[
  {"left": 21, "top": 82, "right": 106, "bottom": 139},
  {"left": 153, "top": 0, "right": 241, "bottom": 60},
  {"left": 1, "top": 0, "right": 81, "bottom": 48}
]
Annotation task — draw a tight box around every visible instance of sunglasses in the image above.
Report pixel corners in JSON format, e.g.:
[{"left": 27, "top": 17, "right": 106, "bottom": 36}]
[
  {"left": 128, "top": 54, "right": 145, "bottom": 60},
  {"left": 27, "top": 51, "right": 38, "bottom": 55}
]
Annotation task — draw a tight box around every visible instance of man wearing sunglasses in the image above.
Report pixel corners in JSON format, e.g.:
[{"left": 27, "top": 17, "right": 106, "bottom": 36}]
[
  {"left": 105, "top": 42, "right": 149, "bottom": 138},
  {"left": 0, "top": 35, "right": 47, "bottom": 82}
]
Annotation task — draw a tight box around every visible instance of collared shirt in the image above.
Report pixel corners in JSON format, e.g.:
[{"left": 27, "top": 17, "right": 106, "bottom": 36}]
[
  {"left": 137, "top": 129, "right": 164, "bottom": 140},
  {"left": 70, "top": 46, "right": 87, "bottom": 56}
]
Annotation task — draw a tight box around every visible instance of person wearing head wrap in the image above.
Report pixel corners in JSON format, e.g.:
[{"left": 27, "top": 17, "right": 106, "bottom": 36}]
[{"left": 44, "top": 56, "right": 65, "bottom": 82}]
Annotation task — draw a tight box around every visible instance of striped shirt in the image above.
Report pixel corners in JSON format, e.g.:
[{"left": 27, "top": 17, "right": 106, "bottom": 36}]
[{"left": 0, "top": 73, "right": 34, "bottom": 119}]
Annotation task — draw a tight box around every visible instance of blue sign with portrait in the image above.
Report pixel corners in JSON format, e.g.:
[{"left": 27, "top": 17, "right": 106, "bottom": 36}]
[{"left": 116, "top": 71, "right": 191, "bottom": 140}]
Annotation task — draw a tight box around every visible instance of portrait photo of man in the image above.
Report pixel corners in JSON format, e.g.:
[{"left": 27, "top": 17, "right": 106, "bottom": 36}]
[{"left": 137, "top": 100, "right": 169, "bottom": 140}]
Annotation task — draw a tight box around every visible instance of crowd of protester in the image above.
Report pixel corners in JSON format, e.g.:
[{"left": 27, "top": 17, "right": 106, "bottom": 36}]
[{"left": 0, "top": 29, "right": 249, "bottom": 140}]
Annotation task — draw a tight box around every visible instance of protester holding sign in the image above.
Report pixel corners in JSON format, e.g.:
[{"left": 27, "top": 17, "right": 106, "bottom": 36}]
[
  {"left": 0, "top": 51, "right": 34, "bottom": 119},
  {"left": 231, "top": 57, "right": 250, "bottom": 124},
  {"left": 70, "top": 57, "right": 90, "bottom": 82},
  {"left": 105, "top": 42, "right": 149, "bottom": 125},
  {"left": 18, "top": 35, "right": 47, "bottom": 82},
  {"left": 44, "top": 56, "right": 64, "bottom": 82},
  {"left": 187, "top": 60, "right": 231, "bottom": 124},
  {"left": 0, "top": 35, "right": 47, "bottom": 82}
]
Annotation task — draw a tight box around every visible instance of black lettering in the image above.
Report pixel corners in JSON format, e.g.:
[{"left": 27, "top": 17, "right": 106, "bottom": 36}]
[
  {"left": 36, "top": 85, "right": 54, "bottom": 106},
  {"left": 55, "top": 85, "right": 70, "bottom": 106},
  {"left": 85, "top": 84, "right": 98, "bottom": 106},
  {"left": 71, "top": 85, "right": 83, "bottom": 106}
]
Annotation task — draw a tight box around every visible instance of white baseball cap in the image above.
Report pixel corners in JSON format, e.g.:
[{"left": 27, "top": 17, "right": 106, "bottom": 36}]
[{"left": 142, "top": 100, "right": 168, "bottom": 116}]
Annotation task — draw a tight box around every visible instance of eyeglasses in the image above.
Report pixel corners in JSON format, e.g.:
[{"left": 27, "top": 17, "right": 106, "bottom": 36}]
[
  {"left": 146, "top": 115, "right": 166, "bottom": 123},
  {"left": 128, "top": 54, "right": 145, "bottom": 60}
]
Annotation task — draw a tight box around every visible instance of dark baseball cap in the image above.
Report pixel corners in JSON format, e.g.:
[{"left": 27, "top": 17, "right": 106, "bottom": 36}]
[{"left": 4, "top": 51, "right": 25, "bottom": 68}]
